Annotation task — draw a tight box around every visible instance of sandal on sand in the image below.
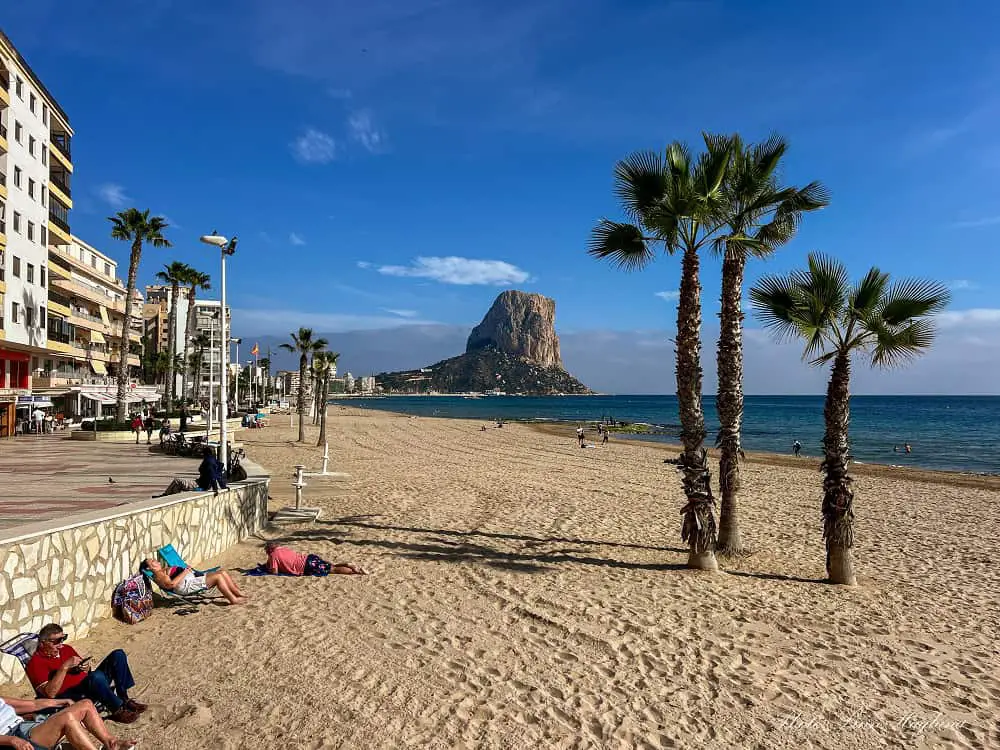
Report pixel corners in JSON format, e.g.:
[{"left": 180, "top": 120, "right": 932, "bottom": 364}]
[{"left": 103, "top": 741, "right": 139, "bottom": 750}]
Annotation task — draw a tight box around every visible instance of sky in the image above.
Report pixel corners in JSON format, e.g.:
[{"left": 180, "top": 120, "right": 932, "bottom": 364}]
[{"left": 4, "top": 0, "right": 999, "bottom": 393}]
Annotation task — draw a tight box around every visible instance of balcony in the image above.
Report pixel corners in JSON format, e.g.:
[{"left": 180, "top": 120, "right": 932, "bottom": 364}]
[
  {"left": 0, "top": 170, "right": 6, "bottom": 200},
  {"left": 51, "top": 276, "right": 125, "bottom": 312},
  {"left": 51, "top": 132, "right": 72, "bottom": 163},
  {"left": 51, "top": 174, "right": 71, "bottom": 198},
  {"left": 48, "top": 207, "right": 71, "bottom": 244}
]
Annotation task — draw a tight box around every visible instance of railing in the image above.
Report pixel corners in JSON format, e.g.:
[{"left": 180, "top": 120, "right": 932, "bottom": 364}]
[
  {"left": 51, "top": 133, "right": 71, "bottom": 159},
  {"left": 51, "top": 175, "right": 71, "bottom": 197},
  {"left": 70, "top": 308, "right": 103, "bottom": 324},
  {"left": 48, "top": 209, "right": 70, "bottom": 233}
]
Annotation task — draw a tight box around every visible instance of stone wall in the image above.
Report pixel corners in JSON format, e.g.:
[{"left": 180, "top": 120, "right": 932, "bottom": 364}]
[{"left": 0, "top": 461, "right": 269, "bottom": 685}]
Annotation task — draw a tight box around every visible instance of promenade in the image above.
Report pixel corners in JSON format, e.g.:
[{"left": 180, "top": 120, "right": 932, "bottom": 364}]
[{"left": 0, "top": 434, "right": 201, "bottom": 531}]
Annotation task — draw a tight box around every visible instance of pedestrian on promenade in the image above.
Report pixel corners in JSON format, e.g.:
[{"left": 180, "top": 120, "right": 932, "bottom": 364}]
[
  {"left": 142, "top": 415, "right": 154, "bottom": 445},
  {"left": 130, "top": 415, "right": 143, "bottom": 444}
]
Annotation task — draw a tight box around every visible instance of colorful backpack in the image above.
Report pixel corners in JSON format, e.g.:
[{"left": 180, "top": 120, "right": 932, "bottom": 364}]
[{"left": 112, "top": 572, "right": 154, "bottom": 624}]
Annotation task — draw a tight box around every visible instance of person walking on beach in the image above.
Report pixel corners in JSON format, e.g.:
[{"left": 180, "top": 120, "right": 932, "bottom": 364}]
[
  {"left": 576, "top": 426, "right": 585, "bottom": 447},
  {"left": 792, "top": 440, "right": 802, "bottom": 457},
  {"left": 602, "top": 428, "right": 609, "bottom": 445}
]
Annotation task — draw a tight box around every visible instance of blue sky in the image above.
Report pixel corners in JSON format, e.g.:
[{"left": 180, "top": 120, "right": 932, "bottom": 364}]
[{"left": 4, "top": 0, "right": 999, "bottom": 391}]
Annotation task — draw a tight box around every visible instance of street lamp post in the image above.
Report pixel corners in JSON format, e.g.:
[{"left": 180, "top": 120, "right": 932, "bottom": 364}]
[{"left": 200, "top": 232, "right": 237, "bottom": 469}]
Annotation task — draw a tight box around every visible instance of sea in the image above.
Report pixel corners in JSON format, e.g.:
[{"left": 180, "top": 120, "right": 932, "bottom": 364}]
[{"left": 329, "top": 394, "right": 1000, "bottom": 475}]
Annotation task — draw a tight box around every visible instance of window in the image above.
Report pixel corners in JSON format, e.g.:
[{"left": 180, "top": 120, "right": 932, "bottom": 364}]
[
  {"left": 11, "top": 301, "right": 18, "bottom": 324},
  {"left": 104, "top": 262, "right": 111, "bottom": 276},
  {"left": 13, "top": 167, "right": 21, "bottom": 188},
  {"left": 15, "top": 77, "right": 23, "bottom": 99},
  {"left": 90, "top": 255, "right": 97, "bottom": 269},
  {"left": 41, "top": 146, "right": 47, "bottom": 166},
  {"left": 25, "top": 307, "right": 33, "bottom": 327},
  {"left": 14, "top": 121, "right": 21, "bottom": 143},
  {"left": 26, "top": 263, "right": 34, "bottom": 283},
  {"left": 40, "top": 266, "right": 46, "bottom": 287},
  {"left": 41, "top": 186, "right": 47, "bottom": 207},
  {"left": 28, "top": 136, "right": 36, "bottom": 157},
  {"left": 39, "top": 306, "right": 46, "bottom": 329},
  {"left": 29, "top": 93, "right": 36, "bottom": 114},
  {"left": 28, "top": 178, "right": 35, "bottom": 199},
  {"left": 40, "top": 227, "right": 47, "bottom": 247},
  {"left": 42, "top": 105, "right": 48, "bottom": 126},
  {"left": 12, "top": 256, "right": 20, "bottom": 277},
  {"left": 27, "top": 222, "right": 34, "bottom": 242},
  {"left": 12, "top": 213, "right": 20, "bottom": 234}
]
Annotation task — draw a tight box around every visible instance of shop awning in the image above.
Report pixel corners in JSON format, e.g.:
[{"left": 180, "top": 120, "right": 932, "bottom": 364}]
[
  {"left": 90, "top": 360, "right": 108, "bottom": 375},
  {"left": 90, "top": 330, "right": 107, "bottom": 344},
  {"left": 16, "top": 399, "right": 54, "bottom": 409},
  {"left": 81, "top": 392, "right": 116, "bottom": 406},
  {"left": 99, "top": 306, "right": 110, "bottom": 325}
]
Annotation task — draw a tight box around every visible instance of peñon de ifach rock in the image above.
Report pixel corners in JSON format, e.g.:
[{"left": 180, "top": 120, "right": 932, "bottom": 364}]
[{"left": 377, "top": 291, "right": 590, "bottom": 394}]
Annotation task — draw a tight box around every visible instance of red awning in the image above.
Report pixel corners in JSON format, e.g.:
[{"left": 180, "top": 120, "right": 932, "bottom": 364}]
[{"left": 0, "top": 349, "right": 31, "bottom": 362}]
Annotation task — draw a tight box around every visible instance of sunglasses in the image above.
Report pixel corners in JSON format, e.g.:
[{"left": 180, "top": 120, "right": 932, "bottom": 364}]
[{"left": 43, "top": 635, "right": 68, "bottom": 644}]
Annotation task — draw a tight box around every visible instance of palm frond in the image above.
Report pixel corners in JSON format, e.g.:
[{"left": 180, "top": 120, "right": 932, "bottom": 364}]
[
  {"left": 613, "top": 151, "right": 667, "bottom": 225},
  {"left": 849, "top": 266, "right": 889, "bottom": 317},
  {"left": 879, "top": 279, "right": 951, "bottom": 324},
  {"left": 751, "top": 133, "right": 788, "bottom": 179},
  {"left": 870, "top": 319, "right": 937, "bottom": 368},
  {"left": 749, "top": 274, "right": 802, "bottom": 341},
  {"left": 588, "top": 220, "right": 657, "bottom": 270}
]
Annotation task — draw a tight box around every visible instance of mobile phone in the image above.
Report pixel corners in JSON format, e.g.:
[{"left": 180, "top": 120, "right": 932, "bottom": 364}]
[{"left": 78, "top": 656, "right": 92, "bottom": 665}]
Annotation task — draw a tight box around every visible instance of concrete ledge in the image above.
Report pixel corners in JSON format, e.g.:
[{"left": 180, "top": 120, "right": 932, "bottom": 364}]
[
  {"left": 70, "top": 418, "right": 243, "bottom": 442},
  {"left": 0, "top": 458, "right": 270, "bottom": 685}
]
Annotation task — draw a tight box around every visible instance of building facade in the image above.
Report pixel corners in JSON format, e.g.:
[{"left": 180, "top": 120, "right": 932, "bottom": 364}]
[{"left": 188, "top": 299, "right": 230, "bottom": 402}]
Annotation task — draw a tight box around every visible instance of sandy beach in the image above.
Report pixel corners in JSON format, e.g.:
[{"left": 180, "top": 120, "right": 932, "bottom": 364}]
[{"left": 5, "top": 406, "right": 998, "bottom": 749}]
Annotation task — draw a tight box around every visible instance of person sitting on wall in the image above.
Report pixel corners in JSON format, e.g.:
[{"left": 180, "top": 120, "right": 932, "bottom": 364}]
[
  {"left": 197, "top": 447, "right": 228, "bottom": 495},
  {"left": 0, "top": 695, "right": 137, "bottom": 750},
  {"left": 25, "top": 624, "right": 145, "bottom": 725}
]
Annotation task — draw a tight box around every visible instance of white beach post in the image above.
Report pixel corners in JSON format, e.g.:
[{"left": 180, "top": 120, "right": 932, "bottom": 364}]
[
  {"left": 320, "top": 442, "right": 329, "bottom": 475},
  {"left": 271, "top": 464, "right": 323, "bottom": 524}
]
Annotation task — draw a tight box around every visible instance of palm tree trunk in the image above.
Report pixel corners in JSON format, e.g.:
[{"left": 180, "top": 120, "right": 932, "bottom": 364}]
[
  {"left": 116, "top": 240, "right": 142, "bottom": 422},
  {"left": 180, "top": 289, "right": 195, "bottom": 406},
  {"left": 715, "top": 248, "right": 746, "bottom": 556},
  {"left": 676, "top": 247, "right": 718, "bottom": 570},
  {"left": 165, "top": 283, "right": 179, "bottom": 412},
  {"left": 297, "top": 354, "right": 307, "bottom": 443},
  {"left": 822, "top": 351, "right": 856, "bottom": 585},
  {"left": 317, "top": 372, "right": 328, "bottom": 447}
]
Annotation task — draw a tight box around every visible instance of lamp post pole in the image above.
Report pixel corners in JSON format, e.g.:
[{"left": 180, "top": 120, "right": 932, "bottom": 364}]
[
  {"left": 200, "top": 232, "right": 237, "bottom": 470},
  {"left": 232, "top": 338, "right": 241, "bottom": 409}
]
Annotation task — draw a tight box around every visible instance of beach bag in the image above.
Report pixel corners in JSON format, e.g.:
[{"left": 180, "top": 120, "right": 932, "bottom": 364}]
[{"left": 112, "top": 573, "right": 154, "bottom": 624}]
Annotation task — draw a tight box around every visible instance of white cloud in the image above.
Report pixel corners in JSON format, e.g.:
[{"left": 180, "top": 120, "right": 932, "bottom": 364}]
[
  {"left": 347, "top": 110, "right": 385, "bottom": 153},
  {"left": 291, "top": 128, "right": 337, "bottom": 164},
  {"left": 374, "top": 256, "right": 531, "bottom": 286},
  {"left": 946, "top": 279, "right": 977, "bottom": 290},
  {"left": 654, "top": 291, "right": 680, "bottom": 302},
  {"left": 953, "top": 215, "right": 1000, "bottom": 229},
  {"left": 97, "top": 183, "right": 130, "bottom": 208},
  {"left": 356, "top": 261, "right": 372, "bottom": 269},
  {"left": 381, "top": 308, "right": 418, "bottom": 318},
  {"left": 938, "top": 308, "right": 1000, "bottom": 327},
  {"left": 289, "top": 232, "right": 306, "bottom": 246}
]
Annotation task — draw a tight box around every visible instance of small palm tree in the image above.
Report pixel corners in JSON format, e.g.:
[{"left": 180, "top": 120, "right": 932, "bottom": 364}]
[
  {"left": 154, "top": 261, "right": 193, "bottom": 412},
  {"left": 180, "top": 268, "right": 211, "bottom": 406},
  {"left": 109, "top": 209, "right": 172, "bottom": 421},
  {"left": 315, "top": 351, "right": 340, "bottom": 446},
  {"left": 750, "top": 253, "right": 949, "bottom": 584},
  {"left": 187, "top": 331, "right": 211, "bottom": 400},
  {"left": 280, "top": 328, "right": 329, "bottom": 442},
  {"left": 589, "top": 135, "right": 732, "bottom": 570},
  {"left": 713, "top": 136, "right": 829, "bottom": 556}
]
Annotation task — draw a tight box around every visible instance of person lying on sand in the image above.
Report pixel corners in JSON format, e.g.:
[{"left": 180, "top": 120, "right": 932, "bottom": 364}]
[
  {"left": 140, "top": 558, "right": 248, "bottom": 605},
  {"left": 263, "top": 542, "right": 368, "bottom": 577},
  {"left": 0, "top": 696, "right": 137, "bottom": 750}
]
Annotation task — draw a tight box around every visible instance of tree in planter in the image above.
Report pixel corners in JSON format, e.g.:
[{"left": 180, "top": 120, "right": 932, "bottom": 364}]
[
  {"left": 179, "top": 268, "right": 211, "bottom": 406},
  {"left": 109, "top": 209, "right": 172, "bottom": 421},
  {"left": 154, "top": 261, "right": 193, "bottom": 412},
  {"left": 279, "top": 328, "right": 329, "bottom": 443},
  {"left": 589, "top": 136, "right": 732, "bottom": 570},
  {"left": 713, "top": 135, "right": 829, "bottom": 556},
  {"left": 750, "top": 253, "right": 948, "bottom": 584}
]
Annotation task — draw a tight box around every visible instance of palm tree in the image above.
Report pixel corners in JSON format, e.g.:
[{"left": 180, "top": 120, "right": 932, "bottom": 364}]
[
  {"left": 713, "top": 136, "right": 829, "bottom": 556},
  {"left": 180, "top": 268, "right": 211, "bottom": 406},
  {"left": 589, "top": 136, "right": 732, "bottom": 570},
  {"left": 314, "top": 351, "right": 340, "bottom": 446},
  {"left": 109, "top": 209, "right": 172, "bottom": 421},
  {"left": 187, "top": 331, "right": 211, "bottom": 400},
  {"left": 750, "top": 253, "right": 949, "bottom": 584},
  {"left": 154, "top": 261, "right": 192, "bottom": 412},
  {"left": 280, "top": 328, "right": 329, "bottom": 443}
]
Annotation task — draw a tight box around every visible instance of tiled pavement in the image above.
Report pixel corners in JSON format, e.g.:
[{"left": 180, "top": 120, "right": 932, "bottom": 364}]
[{"left": 0, "top": 434, "right": 205, "bottom": 532}]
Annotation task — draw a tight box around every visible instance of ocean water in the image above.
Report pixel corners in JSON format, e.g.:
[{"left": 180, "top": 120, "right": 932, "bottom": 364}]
[{"left": 330, "top": 394, "right": 1000, "bottom": 475}]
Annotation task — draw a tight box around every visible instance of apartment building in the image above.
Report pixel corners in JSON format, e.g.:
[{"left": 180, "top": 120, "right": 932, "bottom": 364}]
[
  {"left": 188, "top": 299, "right": 231, "bottom": 402},
  {"left": 0, "top": 29, "right": 75, "bottom": 436}
]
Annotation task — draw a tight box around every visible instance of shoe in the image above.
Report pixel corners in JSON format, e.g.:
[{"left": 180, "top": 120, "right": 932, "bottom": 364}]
[
  {"left": 108, "top": 707, "right": 141, "bottom": 724},
  {"left": 125, "top": 699, "right": 147, "bottom": 713}
]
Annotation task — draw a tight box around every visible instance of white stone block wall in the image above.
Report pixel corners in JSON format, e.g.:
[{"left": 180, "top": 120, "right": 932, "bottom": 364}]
[{"left": 0, "top": 466, "right": 269, "bottom": 685}]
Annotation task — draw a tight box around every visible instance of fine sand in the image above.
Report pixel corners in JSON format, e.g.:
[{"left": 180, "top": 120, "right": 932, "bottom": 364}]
[{"left": 6, "top": 406, "right": 999, "bottom": 749}]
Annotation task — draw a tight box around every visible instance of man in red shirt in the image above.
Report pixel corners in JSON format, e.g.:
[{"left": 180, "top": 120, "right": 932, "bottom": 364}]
[{"left": 26, "top": 623, "right": 145, "bottom": 724}]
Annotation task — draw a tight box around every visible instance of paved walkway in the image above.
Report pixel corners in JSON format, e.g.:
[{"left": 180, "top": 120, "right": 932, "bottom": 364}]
[{"left": 0, "top": 433, "right": 204, "bottom": 532}]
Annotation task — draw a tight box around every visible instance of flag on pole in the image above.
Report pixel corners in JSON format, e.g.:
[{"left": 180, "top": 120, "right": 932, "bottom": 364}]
[{"left": 251, "top": 343, "right": 259, "bottom": 356}]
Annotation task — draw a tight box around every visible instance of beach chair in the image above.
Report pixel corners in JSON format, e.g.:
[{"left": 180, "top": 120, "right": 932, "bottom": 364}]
[
  {"left": 0, "top": 633, "right": 108, "bottom": 717},
  {"left": 157, "top": 544, "right": 219, "bottom": 576},
  {"left": 140, "top": 545, "right": 223, "bottom": 605}
]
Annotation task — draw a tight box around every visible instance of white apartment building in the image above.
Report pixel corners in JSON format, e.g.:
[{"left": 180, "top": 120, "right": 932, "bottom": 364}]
[{"left": 190, "top": 299, "right": 230, "bottom": 401}]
